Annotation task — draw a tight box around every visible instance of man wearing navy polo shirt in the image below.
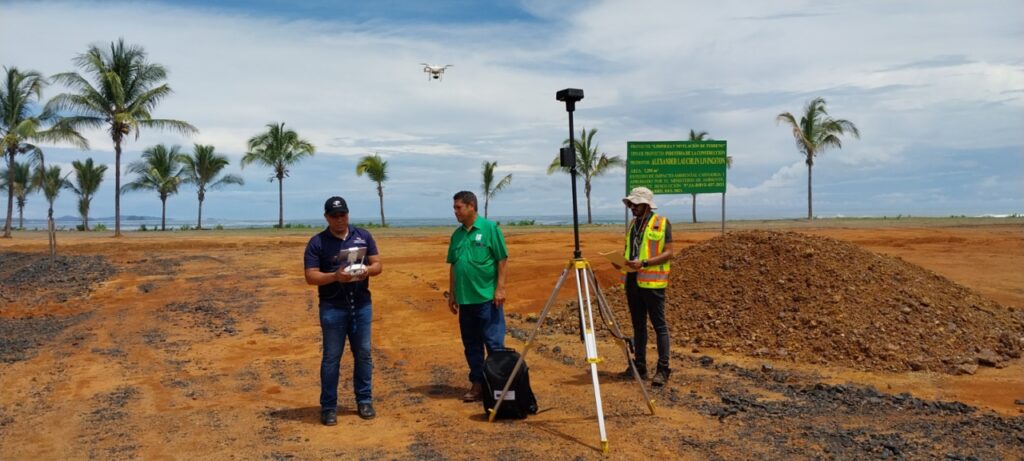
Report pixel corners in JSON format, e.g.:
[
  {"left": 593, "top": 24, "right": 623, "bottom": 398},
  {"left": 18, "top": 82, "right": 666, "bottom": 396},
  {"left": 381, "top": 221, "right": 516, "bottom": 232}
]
[
  {"left": 446, "top": 190, "right": 508, "bottom": 403},
  {"left": 304, "top": 196, "right": 383, "bottom": 425}
]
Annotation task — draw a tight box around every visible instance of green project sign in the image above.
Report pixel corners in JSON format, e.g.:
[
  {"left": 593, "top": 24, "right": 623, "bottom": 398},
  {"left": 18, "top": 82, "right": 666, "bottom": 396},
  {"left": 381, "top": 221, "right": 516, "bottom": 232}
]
[{"left": 626, "top": 140, "right": 727, "bottom": 194}]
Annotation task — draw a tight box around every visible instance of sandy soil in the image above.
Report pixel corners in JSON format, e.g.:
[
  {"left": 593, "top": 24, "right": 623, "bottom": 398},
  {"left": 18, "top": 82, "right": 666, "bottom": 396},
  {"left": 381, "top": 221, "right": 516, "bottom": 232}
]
[{"left": 1, "top": 221, "right": 1022, "bottom": 460}]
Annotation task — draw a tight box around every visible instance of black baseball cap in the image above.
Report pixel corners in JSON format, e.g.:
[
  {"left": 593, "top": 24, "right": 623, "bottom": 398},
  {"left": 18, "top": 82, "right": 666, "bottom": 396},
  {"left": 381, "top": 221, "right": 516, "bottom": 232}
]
[{"left": 324, "top": 196, "right": 349, "bottom": 214}]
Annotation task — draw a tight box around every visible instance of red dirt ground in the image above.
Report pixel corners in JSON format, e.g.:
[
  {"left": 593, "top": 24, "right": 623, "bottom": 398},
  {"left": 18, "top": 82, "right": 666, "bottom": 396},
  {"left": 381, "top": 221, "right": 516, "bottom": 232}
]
[{"left": 1, "top": 222, "right": 1022, "bottom": 459}]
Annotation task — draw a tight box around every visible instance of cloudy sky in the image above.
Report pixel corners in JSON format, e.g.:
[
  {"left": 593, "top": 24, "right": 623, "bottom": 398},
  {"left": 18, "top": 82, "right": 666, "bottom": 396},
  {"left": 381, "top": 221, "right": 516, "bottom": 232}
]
[{"left": 2, "top": 0, "right": 1022, "bottom": 224}]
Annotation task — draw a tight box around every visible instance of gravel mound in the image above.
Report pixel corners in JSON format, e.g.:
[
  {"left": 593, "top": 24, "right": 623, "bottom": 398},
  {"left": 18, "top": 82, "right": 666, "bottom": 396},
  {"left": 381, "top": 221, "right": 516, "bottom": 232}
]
[
  {"left": 659, "top": 230, "right": 1024, "bottom": 373},
  {"left": 545, "top": 231, "right": 1024, "bottom": 374}
]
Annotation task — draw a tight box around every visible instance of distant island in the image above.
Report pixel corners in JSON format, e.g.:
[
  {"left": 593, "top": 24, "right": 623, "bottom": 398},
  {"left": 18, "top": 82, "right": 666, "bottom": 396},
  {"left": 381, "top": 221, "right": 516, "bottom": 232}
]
[{"left": 54, "top": 215, "right": 160, "bottom": 222}]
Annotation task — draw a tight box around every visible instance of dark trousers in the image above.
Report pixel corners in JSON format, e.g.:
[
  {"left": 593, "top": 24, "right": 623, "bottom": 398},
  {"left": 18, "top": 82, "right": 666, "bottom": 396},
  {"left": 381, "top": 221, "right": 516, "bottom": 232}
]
[
  {"left": 625, "top": 272, "right": 670, "bottom": 371},
  {"left": 458, "top": 300, "right": 506, "bottom": 383}
]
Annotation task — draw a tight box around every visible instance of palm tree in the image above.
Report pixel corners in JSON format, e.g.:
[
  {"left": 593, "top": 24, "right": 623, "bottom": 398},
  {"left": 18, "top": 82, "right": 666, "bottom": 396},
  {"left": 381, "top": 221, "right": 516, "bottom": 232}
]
[
  {"left": 67, "top": 158, "right": 107, "bottom": 231},
  {"left": 0, "top": 160, "right": 37, "bottom": 230},
  {"left": 481, "top": 160, "right": 512, "bottom": 219},
  {"left": 123, "top": 144, "right": 184, "bottom": 231},
  {"left": 241, "top": 123, "right": 314, "bottom": 228},
  {"left": 2, "top": 66, "right": 88, "bottom": 237},
  {"left": 777, "top": 97, "right": 860, "bottom": 220},
  {"left": 34, "top": 164, "right": 70, "bottom": 259},
  {"left": 547, "top": 127, "right": 624, "bottom": 224},
  {"left": 179, "top": 144, "right": 244, "bottom": 230},
  {"left": 356, "top": 153, "right": 388, "bottom": 227},
  {"left": 49, "top": 38, "right": 197, "bottom": 237}
]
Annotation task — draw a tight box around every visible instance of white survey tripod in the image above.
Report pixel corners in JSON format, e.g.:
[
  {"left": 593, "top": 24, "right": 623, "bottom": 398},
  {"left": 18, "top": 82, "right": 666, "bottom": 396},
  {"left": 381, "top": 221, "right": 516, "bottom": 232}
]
[{"left": 487, "top": 257, "right": 656, "bottom": 454}]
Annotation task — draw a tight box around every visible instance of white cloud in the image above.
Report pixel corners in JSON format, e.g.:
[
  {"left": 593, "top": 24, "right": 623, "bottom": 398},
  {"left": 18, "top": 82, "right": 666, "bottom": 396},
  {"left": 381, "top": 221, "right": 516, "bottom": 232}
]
[{"left": 2, "top": 0, "right": 1021, "bottom": 222}]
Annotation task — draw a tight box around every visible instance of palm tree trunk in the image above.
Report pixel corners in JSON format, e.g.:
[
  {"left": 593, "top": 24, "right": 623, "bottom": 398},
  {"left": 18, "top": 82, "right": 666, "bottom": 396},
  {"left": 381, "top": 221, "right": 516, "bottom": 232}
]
[
  {"left": 161, "top": 196, "right": 167, "bottom": 231},
  {"left": 114, "top": 140, "right": 123, "bottom": 237},
  {"left": 377, "top": 183, "right": 385, "bottom": 227},
  {"left": 484, "top": 196, "right": 489, "bottom": 219},
  {"left": 691, "top": 193, "right": 697, "bottom": 223},
  {"left": 48, "top": 203, "right": 56, "bottom": 261},
  {"left": 18, "top": 203, "right": 24, "bottom": 229},
  {"left": 278, "top": 176, "right": 284, "bottom": 228},
  {"left": 585, "top": 180, "right": 593, "bottom": 224},
  {"left": 197, "top": 188, "right": 205, "bottom": 230},
  {"left": 807, "top": 162, "right": 813, "bottom": 220},
  {"left": 3, "top": 150, "right": 15, "bottom": 238}
]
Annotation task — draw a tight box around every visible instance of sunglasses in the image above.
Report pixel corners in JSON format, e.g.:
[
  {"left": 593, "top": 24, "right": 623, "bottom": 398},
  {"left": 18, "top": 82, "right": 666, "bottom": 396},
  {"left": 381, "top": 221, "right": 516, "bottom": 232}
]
[{"left": 327, "top": 212, "right": 348, "bottom": 218}]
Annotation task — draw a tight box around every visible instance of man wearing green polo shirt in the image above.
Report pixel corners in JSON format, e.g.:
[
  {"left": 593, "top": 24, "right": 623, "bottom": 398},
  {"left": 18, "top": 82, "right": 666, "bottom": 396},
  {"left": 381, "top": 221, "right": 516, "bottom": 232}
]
[{"left": 447, "top": 190, "right": 509, "bottom": 402}]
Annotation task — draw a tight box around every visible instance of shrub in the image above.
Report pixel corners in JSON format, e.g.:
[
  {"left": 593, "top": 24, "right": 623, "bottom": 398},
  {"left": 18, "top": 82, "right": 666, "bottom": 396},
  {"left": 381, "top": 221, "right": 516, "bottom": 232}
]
[
  {"left": 139, "top": 224, "right": 148, "bottom": 231},
  {"left": 94, "top": 223, "right": 107, "bottom": 231},
  {"left": 279, "top": 223, "right": 314, "bottom": 229},
  {"left": 214, "top": 224, "right": 224, "bottom": 230}
]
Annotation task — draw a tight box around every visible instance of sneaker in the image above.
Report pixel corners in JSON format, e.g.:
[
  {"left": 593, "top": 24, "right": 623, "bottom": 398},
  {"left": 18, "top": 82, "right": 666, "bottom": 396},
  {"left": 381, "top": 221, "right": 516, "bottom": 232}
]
[
  {"left": 461, "top": 382, "right": 482, "bottom": 402},
  {"left": 619, "top": 364, "right": 648, "bottom": 380},
  {"left": 357, "top": 403, "right": 376, "bottom": 420},
  {"left": 652, "top": 367, "right": 671, "bottom": 387},
  {"left": 320, "top": 409, "right": 337, "bottom": 426}
]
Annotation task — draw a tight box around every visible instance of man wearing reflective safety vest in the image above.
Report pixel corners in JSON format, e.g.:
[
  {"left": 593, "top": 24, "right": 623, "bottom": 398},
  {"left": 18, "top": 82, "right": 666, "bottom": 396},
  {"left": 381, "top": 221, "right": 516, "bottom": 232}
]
[{"left": 619, "top": 186, "right": 675, "bottom": 386}]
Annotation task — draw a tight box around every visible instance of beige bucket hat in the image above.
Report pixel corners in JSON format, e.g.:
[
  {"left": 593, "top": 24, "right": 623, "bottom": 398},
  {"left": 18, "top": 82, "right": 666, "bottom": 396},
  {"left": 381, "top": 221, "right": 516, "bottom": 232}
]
[{"left": 623, "top": 186, "right": 658, "bottom": 209}]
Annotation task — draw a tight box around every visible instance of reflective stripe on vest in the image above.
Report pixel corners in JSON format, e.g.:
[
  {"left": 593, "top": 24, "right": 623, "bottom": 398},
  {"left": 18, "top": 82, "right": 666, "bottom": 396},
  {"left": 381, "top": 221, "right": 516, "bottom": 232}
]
[{"left": 623, "top": 214, "right": 670, "bottom": 289}]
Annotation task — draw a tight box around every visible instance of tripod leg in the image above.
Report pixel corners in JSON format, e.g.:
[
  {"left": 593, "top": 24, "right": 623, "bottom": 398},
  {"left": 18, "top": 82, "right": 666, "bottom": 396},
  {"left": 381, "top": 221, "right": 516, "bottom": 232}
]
[
  {"left": 586, "top": 267, "right": 657, "bottom": 415},
  {"left": 488, "top": 262, "right": 573, "bottom": 422},
  {"left": 575, "top": 261, "right": 608, "bottom": 453}
]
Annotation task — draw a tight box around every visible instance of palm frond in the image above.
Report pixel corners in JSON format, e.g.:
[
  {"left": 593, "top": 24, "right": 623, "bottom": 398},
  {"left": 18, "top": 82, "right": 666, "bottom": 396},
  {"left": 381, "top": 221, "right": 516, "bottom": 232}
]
[
  {"left": 492, "top": 174, "right": 512, "bottom": 194},
  {"left": 356, "top": 153, "right": 388, "bottom": 183}
]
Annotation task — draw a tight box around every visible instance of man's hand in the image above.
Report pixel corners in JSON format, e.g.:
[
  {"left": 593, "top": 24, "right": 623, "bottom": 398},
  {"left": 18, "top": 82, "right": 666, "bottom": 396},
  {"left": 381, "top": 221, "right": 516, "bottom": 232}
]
[
  {"left": 494, "top": 286, "right": 506, "bottom": 308},
  {"left": 445, "top": 291, "right": 458, "bottom": 315},
  {"left": 335, "top": 269, "right": 364, "bottom": 283},
  {"left": 625, "top": 259, "right": 643, "bottom": 270}
]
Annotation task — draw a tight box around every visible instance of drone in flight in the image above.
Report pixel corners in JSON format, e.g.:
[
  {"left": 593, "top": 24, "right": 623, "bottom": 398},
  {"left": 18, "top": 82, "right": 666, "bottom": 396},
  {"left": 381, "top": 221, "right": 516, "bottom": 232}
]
[{"left": 420, "top": 63, "right": 453, "bottom": 81}]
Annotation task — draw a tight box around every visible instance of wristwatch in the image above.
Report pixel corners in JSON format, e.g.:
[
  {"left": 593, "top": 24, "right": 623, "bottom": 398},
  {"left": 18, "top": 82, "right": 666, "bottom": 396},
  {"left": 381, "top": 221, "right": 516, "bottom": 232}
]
[{"left": 641, "top": 259, "right": 648, "bottom": 267}]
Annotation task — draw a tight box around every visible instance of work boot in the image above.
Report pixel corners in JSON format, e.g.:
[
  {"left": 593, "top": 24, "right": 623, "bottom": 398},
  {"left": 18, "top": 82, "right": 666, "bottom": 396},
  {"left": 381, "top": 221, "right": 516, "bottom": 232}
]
[
  {"left": 652, "top": 367, "right": 671, "bottom": 387},
  {"left": 357, "top": 403, "right": 376, "bottom": 420},
  {"left": 619, "top": 363, "right": 647, "bottom": 380},
  {"left": 462, "top": 382, "right": 482, "bottom": 402},
  {"left": 320, "top": 409, "right": 337, "bottom": 426}
]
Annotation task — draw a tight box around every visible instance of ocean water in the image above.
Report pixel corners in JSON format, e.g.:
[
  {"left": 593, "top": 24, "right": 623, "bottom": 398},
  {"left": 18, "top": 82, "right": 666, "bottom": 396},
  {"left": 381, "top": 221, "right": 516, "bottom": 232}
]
[
  {"left": 11, "top": 211, "right": 1019, "bottom": 232},
  {"left": 12, "top": 214, "right": 628, "bottom": 231}
]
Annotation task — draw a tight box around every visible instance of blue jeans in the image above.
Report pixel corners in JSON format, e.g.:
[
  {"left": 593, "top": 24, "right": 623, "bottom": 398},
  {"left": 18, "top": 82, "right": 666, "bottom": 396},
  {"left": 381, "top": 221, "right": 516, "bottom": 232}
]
[
  {"left": 319, "top": 303, "right": 373, "bottom": 410},
  {"left": 458, "top": 301, "right": 506, "bottom": 383}
]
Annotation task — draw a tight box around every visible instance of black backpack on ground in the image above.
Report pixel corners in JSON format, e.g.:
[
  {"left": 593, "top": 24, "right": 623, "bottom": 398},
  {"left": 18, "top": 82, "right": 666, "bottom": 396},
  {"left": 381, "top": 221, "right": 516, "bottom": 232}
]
[{"left": 482, "top": 348, "right": 538, "bottom": 419}]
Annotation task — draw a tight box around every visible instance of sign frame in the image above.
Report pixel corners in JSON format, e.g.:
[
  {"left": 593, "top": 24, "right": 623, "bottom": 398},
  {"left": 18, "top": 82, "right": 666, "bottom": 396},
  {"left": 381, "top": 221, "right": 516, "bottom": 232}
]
[{"left": 626, "top": 140, "right": 727, "bottom": 195}]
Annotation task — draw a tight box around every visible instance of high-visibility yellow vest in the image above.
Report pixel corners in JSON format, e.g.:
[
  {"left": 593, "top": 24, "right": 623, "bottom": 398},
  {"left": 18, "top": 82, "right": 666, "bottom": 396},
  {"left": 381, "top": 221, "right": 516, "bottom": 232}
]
[{"left": 623, "top": 213, "right": 670, "bottom": 289}]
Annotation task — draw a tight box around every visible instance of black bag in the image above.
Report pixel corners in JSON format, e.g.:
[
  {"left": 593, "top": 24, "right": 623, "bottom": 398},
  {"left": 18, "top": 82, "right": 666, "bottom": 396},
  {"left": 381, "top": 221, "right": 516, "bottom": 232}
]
[{"left": 482, "top": 348, "right": 538, "bottom": 419}]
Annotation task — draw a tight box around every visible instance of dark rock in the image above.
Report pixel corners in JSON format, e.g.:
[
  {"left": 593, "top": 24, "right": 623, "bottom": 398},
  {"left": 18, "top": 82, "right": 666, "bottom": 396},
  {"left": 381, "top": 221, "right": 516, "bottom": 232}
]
[
  {"left": 975, "top": 349, "right": 1003, "bottom": 367},
  {"left": 508, "top": 328, "right": 529, "bottom": 341}
]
